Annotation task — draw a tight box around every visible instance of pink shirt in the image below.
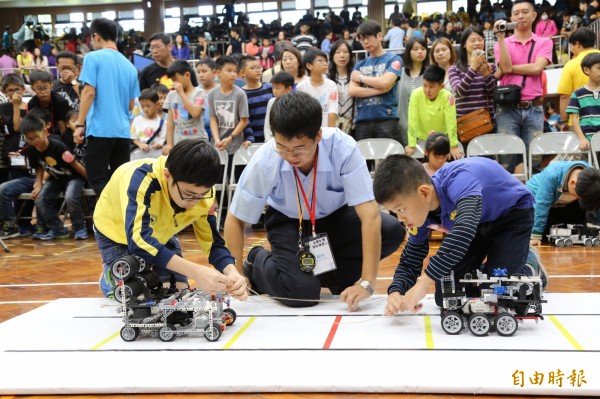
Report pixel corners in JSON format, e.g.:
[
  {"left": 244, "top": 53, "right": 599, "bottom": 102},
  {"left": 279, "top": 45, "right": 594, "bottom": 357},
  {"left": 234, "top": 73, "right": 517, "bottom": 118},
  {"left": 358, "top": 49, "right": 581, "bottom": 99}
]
[
  {"left": 494, "top": 33, "right": 553, "bottom": 101},
  {"left": 0, "top": 55, "right": 17, "bottom": 76},
  {"left": 535, "top": 20, "right": 558, "bottom": 37}
]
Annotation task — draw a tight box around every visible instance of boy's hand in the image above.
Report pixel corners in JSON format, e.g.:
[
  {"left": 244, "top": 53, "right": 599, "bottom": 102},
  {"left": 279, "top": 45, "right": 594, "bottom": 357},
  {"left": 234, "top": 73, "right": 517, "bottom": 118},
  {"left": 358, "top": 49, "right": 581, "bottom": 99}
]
[
  {"left": 193, "top": 266, "right": 233, "bottom": 295},
  {"left": 450, "top": 146, "right": 463, "bottom": 160},
  {"left": 162, "top": 144, "right": 173, "bottom": 155},
  {"left": 403, "top": 278, "right": 429, "bottom": 313},
  {"left": 172, "top": 82, "right": 185, "bottom": 96},
  {"left": 241, "top": 139, "right": 251, "bottom": 149},
  {"left": 579, "top": 138, "right": 590, "bottom": 151},
  {"left": 385, "top": 292, "right": 405, "bottom": 316},
  {"left": 139, "top": 143, "right": 150, "bottom": 152},
  {"left": 10, "top": 91, "right": 23, "bottom": 106},
  {"left": 530, "top": 239, "right": 542, "bottom": 247},
  {"left": 341, "top": 282, "right": 372, "bottom": 311},
  {"left": 223, "top": 265, "right": 248, "bottom": 301},
  {"left": 216, "top": 136, "right": 232, "bottom": 151},
  {"left": 404, "top": 146, "right": 415, "bottom": 156},
  {"left": 31, "top": 183, "right": 42, "bottom": 199}
]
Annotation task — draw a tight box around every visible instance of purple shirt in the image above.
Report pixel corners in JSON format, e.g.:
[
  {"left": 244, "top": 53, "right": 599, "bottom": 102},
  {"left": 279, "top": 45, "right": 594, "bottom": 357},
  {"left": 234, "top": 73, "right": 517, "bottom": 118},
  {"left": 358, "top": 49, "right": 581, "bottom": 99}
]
[
  {"left": 448, "top": 64, "right": 497, "bottom": 119},
  {"left": 0, "top": 55, "right": 17, "bottom": 76},
  {"left": 494, "top": 33, "right": 552, "bottom": 101}
]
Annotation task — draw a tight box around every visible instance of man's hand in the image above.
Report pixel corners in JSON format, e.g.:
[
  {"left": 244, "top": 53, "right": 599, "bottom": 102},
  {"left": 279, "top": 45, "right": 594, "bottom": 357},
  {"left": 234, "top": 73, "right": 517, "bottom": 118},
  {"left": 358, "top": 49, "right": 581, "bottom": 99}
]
[
  {"left": 405, "top": 146, "right": 415, "bottom": 156},
  {"left": 350, "top": 70, "right": 362, "bottom": 83},
  {"left": 139, "top": 143, "right": 150, "bottom": 152},
  {"left": 60, "top": 70, "right": 76, "bottom": 84},
  {"left": 450, "top": 146, "right": 463, "bottom": 160},
  {"left": 192, "top": 266, "right": 233, "bottom": 295},
  {"left": 223, "top": 264, "right": 248, "bottom": 300},
  {"left": 494, "top": 20, "right": 507, "bottom": 39},
  {"left": 340, "top": 283, "right": 372, "bottom": 311},
  {"left": 73, "top": 126, "right": 85, "bottom": 144},
  {"left": 31, "top": 182, "right": 42, "bottom": 200}
]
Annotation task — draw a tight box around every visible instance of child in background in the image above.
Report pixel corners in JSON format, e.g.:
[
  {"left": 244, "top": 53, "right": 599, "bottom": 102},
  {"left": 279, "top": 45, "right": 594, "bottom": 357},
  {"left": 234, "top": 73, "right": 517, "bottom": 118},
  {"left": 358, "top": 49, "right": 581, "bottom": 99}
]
[
  {"left": 130, "top": 88, "right": 166, "bottom": 160},
  {"left": 297, "top": 48, "right": 338, "bottom": 127},
  {"left": 152, "top": 83, "right": 169, "bottom": 115},
  {"left": 422, "top": 132, "right": 450, "bottom": 176},
  {"left": 197, "top": 58, "right": 218, "bottom": 142},
  {"left": 264, "top": 71, "right": 295, "bottom": 141},
  {"left": 64, "top": 110, "right": 85, "bottom": 163},
  {"left": 258, "top": 38, "right": 274, "bottom": 70},
  {"left": 208, "top": 56, "right": 250, "bottom": 158},
  {"left": 20, "top": 113, "right": 88, "bottom": 240},
  {"left": 240, "top": 55, "right": 273, "bottom": 143},
  {"left": 162, "top": 60, "right": 207, "bottom": 155},
  {"left": 406, "top": 65, "right": 461, "bottom": 160},
  {"left": 545, "top": 102, "right": 561, "bottom": 132},
  {"left": 567, "top": 52, "right": 600, "bottom": 150}
]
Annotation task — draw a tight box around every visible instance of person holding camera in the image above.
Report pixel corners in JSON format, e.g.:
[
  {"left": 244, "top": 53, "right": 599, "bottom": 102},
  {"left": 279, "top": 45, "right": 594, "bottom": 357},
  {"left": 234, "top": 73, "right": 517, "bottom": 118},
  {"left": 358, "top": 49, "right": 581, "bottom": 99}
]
[{"left": 494, "top": 0, "right": 553, "bottom": 174}]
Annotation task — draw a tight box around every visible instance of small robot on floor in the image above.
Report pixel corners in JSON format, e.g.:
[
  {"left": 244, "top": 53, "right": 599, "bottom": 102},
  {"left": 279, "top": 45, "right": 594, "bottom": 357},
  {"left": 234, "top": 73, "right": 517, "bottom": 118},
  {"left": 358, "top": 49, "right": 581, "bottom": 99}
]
[
  {"left": 440, "top": 269, "right": 546, "bottom": 337},
  {"left": 547, "top": 224, "right": 600, "bottom": 247},
  {"left": 110, "top": 255, "right": 236, "bottom": 342}
]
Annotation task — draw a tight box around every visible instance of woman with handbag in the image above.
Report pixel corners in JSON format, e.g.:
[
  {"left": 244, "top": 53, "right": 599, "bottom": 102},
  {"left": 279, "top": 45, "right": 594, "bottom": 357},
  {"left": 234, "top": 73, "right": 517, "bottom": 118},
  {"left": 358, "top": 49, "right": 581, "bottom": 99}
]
[
  {"left": 328, "top": 39, "right": 355, "bottom": 134},
  {"left": 448, "top": 26, "right": 500, "bottom": 145}
]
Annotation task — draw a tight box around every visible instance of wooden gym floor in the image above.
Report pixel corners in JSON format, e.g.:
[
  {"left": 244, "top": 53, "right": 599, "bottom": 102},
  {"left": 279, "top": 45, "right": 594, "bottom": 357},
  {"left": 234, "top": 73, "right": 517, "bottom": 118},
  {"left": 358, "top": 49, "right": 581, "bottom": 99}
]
[{"left": 1, "top": 227, "right": 598, "bottom": 399}]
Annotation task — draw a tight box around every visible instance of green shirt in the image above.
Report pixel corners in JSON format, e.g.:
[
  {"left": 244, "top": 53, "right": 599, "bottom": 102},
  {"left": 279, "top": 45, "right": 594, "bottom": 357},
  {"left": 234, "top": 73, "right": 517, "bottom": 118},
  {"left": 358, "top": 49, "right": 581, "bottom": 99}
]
[{"left": 407, "top": 87, "right": 458, "bottom": 147}]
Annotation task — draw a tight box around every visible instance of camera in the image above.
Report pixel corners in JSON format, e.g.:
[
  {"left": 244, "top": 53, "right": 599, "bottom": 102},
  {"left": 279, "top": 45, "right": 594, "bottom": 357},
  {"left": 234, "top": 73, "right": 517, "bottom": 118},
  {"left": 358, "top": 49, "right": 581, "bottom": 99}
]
[
  {"left": 473, "top": 49, "right": 485, "bottom": 58},
  {"left": 497, "top": 22, "right": 519, "bottom": 31}
]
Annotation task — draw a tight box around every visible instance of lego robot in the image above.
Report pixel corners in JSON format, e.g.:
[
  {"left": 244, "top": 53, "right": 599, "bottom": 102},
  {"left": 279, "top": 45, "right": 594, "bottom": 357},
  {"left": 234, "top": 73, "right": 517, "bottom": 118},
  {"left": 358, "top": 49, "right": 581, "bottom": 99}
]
[
  {"left": 440, "top": 269, "right": 546, "bottom": 337},
  {"left": 110, "top": 255, "right": 236, "bottom": 342},
  {"left": 547, "top": 224, "right": 600, "bottom": 247}
]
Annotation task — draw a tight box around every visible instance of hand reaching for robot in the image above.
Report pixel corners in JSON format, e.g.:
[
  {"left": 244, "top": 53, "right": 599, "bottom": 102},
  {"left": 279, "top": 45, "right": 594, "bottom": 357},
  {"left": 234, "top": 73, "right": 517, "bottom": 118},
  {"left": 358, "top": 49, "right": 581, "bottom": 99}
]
[
  {"left": 223, "top": 265, "right": 248, "bottom": 301},
  {"left": 193, "top": 266, "right": 233, "bottom": 295}
]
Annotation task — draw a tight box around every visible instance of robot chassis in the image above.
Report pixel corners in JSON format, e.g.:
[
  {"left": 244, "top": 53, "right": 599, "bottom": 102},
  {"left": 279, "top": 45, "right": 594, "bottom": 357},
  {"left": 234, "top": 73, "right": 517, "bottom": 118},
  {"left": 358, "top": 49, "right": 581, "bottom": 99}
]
[
  {"left": 110, "top": 255, "right": 237, "bottom": 343},
  {"left": 547, "top": 224, "right": 600, "bottom": 247},
  {"left": 440, "top": 269, "right": 546, "bottom": 337}
]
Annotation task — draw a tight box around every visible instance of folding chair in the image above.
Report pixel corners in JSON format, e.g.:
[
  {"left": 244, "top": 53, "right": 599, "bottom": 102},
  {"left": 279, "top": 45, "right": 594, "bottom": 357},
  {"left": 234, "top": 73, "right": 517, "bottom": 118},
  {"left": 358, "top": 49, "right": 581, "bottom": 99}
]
[
  {"left": 591, "top": 132, "right": 600, "bottom": 169},
  {"left": 529, "top": 132, "right": 591, "bottom": 178},
  {"left": 214, "top": 150, "right": 229, "bottom": 229},
  {"left": 467, "top": 134, "right": 529, "bottom": 182},
  {"left": 357, "top": 138, "right": 404, "bottom": 175},
  {"left": 412, "top": 143, "right": 425, "bottom": 159},
  {"left": 227, "top": 144, "right": 263, "bottom": 210}
]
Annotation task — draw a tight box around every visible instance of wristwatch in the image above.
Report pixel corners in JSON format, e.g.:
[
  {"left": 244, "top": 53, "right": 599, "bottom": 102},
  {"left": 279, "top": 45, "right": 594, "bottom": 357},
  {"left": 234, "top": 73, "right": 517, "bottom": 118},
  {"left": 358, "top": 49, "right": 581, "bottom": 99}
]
[
  {"left": 358, "top": 278, "right": 374, "bottom": 295},
  {"left": 358, "top": 74, "right": 364, "bottom": 84}
]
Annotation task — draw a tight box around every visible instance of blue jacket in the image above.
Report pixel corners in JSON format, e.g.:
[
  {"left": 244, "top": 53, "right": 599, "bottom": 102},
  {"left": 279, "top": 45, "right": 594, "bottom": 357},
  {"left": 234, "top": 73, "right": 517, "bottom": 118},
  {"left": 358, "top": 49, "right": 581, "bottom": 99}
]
[
  {"left": 171, "top": 46, "right": 190, "bottom": 60},
  {"left": 526, "top": 161, "right": 591, "bottom": 239}
]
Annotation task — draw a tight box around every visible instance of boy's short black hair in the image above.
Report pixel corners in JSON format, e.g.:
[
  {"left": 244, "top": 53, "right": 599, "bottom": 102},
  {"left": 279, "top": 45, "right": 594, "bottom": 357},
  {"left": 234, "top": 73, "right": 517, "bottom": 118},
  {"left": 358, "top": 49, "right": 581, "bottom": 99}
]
[
  {"left": 581, "top": 52, "right": 600, "bottom": 72},
  {"left": 424, "top": 132, "right": 450, "bottom": 157},
  {"left": 29, "top": 70, "right": 54, "bottom": 85},
  {"left": 20, "top": 113, "right": 46, "bottom": 135},
  {"left": 27, "top": 107, "right": 51, "bottom": 124},
  {"left": 139, "top": 88, "right": 159, "bottom": 102},
  {"left": 373, "top": 154, "right": 432, "bottom": 204},
  {"left": 0, "top": 73, "right": 24, "bottom": 90},
  {"left": 215, "top": 55, "right": 238, "bottom": 71},
  {"left": 148, "top": 32, "right": 171, "bottom": 46},
  {"left": 271, "top": 71, "right": 294, "bottom": 88},
  {"left": 356, "top": 20, "right": 382, "bottom": 38},
  {"left": 90, "top": 18, "right": 117, "bottom": 42},
  {"left": 239, "top": 55, "right": 258, "bottom": 71},
  {"left": 197, "top": 57, "right": 216, "bottom": 70},
  {"left": 56, "top": 50, "right": 79, "bottom": 66},
  {"left": 568, "top": 28, "right": 596, "bottom": 48},
  {"left": 575, "top": 168, "right": 600, "bottom": 211},
  {"left": 302, "top": 48, "right": 328, "bottom": 71},
  {"left": 166, "top": 59, "right": 194, "bottom": 79},
  {"left": 270, "top": 92, "right": 322, "bottom": 140},
  {"left": 423, "top": 64, "right": 446, "bottom": 84},
  {"left": 165, "top": 139, "right": 221, "bottom": 187},
  {"left": 151, "top": 83, "right": 169, "bottom": 95}
]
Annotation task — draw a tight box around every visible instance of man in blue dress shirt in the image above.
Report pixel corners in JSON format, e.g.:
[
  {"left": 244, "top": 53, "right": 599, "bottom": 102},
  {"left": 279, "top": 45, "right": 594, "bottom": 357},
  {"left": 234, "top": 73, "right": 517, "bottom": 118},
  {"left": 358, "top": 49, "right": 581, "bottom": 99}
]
[{"left": 224, "top": 92, "right": 405, "bottom": 308}]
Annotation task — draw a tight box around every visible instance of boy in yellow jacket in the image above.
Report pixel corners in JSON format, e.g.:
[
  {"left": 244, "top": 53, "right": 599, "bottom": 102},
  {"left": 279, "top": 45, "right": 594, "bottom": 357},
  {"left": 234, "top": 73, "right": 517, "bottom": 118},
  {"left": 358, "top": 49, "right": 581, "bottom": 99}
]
[{"left": 94, "top": 139, "right": 247, "bottom": 300}]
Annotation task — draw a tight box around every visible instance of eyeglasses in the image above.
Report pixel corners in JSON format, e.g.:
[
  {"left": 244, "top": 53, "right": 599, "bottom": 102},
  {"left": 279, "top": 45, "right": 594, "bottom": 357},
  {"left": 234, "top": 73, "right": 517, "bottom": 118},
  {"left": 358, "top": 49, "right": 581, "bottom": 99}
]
[
  {"left": 273, "top": 146, "right": 312, "bottom": 157},
  {"left": 5, "top": 88, "right": 23, "bottom": 94},
  {"left": 32, "top": 86, "right": 51, "bottom": 93},
  {"left": 175, "top": 182, "right": 214, "bottom": 201}
]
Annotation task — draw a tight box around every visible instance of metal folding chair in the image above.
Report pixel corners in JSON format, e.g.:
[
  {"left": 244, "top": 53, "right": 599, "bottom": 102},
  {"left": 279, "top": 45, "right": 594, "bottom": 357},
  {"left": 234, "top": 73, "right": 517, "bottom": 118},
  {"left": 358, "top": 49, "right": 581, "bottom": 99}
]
[
  {"left": 591, "top": 132, "right": 600, "bottom": 169},
  {"left": 529, "top": 132, "right": 591, "bottom": 178},
  {"left": 467, "top": 134, "right": 529, "bottom": 181},
  {"left": 357, "top": 138, "right": 404, "bottom": 176}
]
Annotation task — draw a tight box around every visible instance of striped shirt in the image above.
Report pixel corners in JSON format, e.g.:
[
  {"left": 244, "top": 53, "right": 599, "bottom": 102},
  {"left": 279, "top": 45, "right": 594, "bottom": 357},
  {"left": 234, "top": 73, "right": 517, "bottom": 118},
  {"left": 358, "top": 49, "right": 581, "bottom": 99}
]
[
  {"left": 244, "top": 83, "right": 273, "bottom": 140},
  {"left": 448, "top": 64, "right": 497, "bottom": 120},
  {"left": 292, "top": 34, "right": 317, "bottom": 51},
  {"left": 566, "top": 86, "right": 600, "bottom": 136}
]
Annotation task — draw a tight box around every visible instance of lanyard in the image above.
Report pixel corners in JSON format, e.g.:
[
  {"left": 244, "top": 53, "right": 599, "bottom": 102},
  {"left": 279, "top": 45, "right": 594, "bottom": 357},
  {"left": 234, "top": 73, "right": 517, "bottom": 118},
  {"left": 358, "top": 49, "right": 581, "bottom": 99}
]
[{"left": 293, "top": 150, "right": 318, "bottom": 240}]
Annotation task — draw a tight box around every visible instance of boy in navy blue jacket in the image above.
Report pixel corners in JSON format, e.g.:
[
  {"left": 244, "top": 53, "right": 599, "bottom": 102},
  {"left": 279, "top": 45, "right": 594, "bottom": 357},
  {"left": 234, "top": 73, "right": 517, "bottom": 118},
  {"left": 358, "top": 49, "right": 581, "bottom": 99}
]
[{"left": 373, "top": 155, "right": 547, "bottom": 315}]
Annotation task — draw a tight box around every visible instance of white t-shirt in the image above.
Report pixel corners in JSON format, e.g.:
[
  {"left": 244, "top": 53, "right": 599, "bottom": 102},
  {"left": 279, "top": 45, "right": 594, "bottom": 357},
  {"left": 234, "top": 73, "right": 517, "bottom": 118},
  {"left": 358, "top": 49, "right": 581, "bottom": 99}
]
[
  {"left": 296, "top": 78, "right": 338, "bottom": 127},
  {"left": 163, "top": 87, "right": 208, "bottom": 144},
  {"left": 130, "top": 114, "right": 165, "bottom": 145}
]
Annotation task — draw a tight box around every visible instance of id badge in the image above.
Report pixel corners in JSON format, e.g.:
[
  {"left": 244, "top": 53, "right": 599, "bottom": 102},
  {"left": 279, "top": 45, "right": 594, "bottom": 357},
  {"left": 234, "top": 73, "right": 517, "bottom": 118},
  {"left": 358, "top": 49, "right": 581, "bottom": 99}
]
[{"left": 307, "top": 233, "right": 337, "bottom": 276}]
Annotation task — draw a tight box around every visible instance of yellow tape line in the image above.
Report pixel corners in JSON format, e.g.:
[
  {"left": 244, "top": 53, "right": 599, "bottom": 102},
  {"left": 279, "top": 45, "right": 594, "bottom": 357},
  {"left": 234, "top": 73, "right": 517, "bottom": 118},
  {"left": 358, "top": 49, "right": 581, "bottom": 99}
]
[
  {"left": 549, "top": 315, "right": 583, "bottom": 351},
  {"left": 424, "top": 315, "right": 434, "bottom": 349},
  {"left": 222, "top": 316, "right": 256, "bottom": 349},
  {"left": 91, "top": 331, "right": 120, "bottom": 350}
]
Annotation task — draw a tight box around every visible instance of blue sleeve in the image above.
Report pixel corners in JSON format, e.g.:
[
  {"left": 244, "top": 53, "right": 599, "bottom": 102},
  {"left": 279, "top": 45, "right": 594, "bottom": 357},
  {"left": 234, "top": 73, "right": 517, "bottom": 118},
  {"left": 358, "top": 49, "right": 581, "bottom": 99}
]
[
  {"left": 528, "top": 171, "right": 562, "bottom": 238},
  {"left": 385, "top": 55, "right": 403, "bottom": 79},
  {"left": 79, "top": 52, "right": 98, "bottom": 88}
]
